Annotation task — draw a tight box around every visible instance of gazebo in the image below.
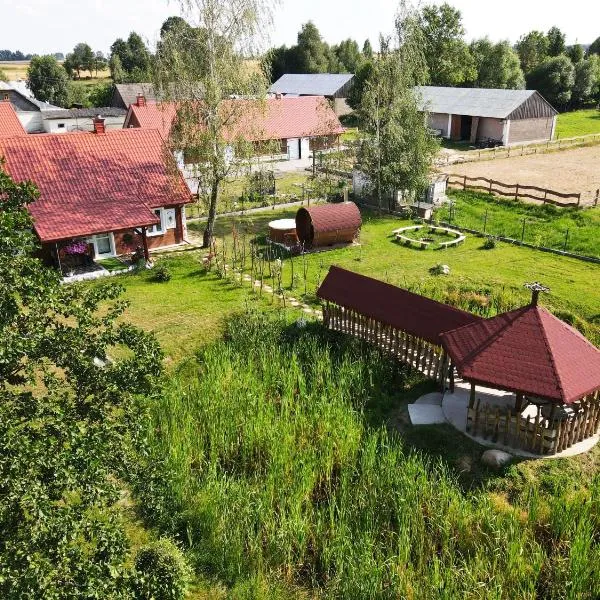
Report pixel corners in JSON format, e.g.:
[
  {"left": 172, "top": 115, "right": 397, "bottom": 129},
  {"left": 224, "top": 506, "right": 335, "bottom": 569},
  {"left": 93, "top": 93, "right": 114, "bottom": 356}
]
[
  {"left": 318, "top": 269, "right": 600, "bottom": 456},
  {"left": 440, "top": 285, "right": 600, "bottom": 455}
]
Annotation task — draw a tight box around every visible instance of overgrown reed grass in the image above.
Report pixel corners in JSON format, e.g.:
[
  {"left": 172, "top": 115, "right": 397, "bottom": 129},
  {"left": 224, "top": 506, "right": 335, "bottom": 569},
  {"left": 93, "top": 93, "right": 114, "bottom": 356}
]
[{"left": 135, "top": 313, "right": 600, "bottom": 598}]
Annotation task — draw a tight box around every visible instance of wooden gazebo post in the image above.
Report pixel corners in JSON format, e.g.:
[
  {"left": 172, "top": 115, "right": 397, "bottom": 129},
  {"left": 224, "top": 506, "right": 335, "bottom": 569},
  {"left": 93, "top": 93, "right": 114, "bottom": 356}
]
[
  {"left": 468, "top": 382, "right": 476, "bottom": 409},
  {"left": 141, "top": 227, "right": 150, "bottom": 263}
]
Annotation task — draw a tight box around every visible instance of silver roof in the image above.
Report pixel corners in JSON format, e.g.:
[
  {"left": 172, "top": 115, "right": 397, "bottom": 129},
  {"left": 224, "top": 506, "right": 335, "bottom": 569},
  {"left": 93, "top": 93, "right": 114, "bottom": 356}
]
[
  {"left": 415, "top": 86, "right": 556, "bottom": 119},
  {"left": 269, "top": 73, "right": 354, "bottom": 96}
]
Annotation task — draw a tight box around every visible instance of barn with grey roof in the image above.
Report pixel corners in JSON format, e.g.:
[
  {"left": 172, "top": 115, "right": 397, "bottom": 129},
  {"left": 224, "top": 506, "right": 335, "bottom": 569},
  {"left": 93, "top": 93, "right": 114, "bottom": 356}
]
[
  {"left": 416, "top": 86, "right": 558, "bottom": 145},
  {"left": 269, "top": 73, "right": 355, "bottom": 116}
]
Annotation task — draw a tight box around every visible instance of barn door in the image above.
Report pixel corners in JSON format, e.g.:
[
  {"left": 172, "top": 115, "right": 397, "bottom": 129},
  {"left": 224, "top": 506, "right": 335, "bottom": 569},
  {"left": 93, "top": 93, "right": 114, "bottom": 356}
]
[{"left": 450, "top": 115, "right": 462, "bottom": 141}]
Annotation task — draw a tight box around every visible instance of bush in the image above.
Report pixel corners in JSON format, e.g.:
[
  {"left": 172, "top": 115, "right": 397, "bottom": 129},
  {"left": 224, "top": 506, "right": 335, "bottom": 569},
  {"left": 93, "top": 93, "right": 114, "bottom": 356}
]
[
  {"left": 154, "top": 264, "right": 172, "bottom": 282},
  {"left": 482, "top": 236, "right": 496, "bottom": 249},
  {"left": 132, "top": 539, "right": 190, "bottom": 600}
]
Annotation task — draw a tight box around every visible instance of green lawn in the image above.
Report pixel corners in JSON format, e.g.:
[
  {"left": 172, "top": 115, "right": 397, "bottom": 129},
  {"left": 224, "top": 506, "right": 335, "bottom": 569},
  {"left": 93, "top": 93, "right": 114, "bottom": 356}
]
[
  {"left": 438, "top": 190, "right": 600, "bottom": 259},
  {"left": 555, "top": 108, "right": 600, "bottom": 138}
]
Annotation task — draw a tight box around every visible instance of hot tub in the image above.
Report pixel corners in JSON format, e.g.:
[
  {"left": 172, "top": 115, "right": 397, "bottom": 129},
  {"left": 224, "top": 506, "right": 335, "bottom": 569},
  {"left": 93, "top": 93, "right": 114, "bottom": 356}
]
[{"left": 268, "top": 218, "right": 298, "bottom": 246}]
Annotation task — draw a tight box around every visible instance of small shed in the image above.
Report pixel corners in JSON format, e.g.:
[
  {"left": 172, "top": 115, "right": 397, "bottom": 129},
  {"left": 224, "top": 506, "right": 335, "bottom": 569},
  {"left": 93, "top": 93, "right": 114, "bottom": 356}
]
[{"left": 295, "top": 202, "right": 361, "bottom": 248}]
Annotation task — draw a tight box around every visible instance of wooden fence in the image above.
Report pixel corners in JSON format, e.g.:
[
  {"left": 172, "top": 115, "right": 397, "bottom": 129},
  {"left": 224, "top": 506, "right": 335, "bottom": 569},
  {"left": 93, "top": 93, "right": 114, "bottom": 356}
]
[
  {"left": 323, "top": 303, "right": 449, "bottom": 386},
  {"left": 447, "top": 174, "right": 589, "bottom": 208},
  {"left": 438, "top": 132, "right": 600, "bottom": 166},
  {"left": 467, "top": 392, "right": 600, "bottom": 455}
]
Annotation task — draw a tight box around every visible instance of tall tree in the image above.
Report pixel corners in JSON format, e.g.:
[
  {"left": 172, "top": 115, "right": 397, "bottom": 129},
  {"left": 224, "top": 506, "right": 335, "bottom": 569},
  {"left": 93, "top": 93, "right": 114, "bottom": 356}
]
[
  {"left": 347, "top": 59, "right": 374, "bottom": 110},
  {"left": 419, "top": 2, "right": 476, "bottom": 86},
  {"left": 527, "top": 55, "right": 575, "bottom": 109},
  {"left": 155, "top": 0, "right": 274, "bottom": 248},
  {"left": 0, "top": 170, "right": 165, "bottom": 596},
  {"left": 109, "top": 32, "right": 152, "bottom": 82},
  {"left": 588, "top": 36, "right": 600, "bottom": 57},
  {"left": 26, "top": 55, "right": 69, "bottom": 106},
  {"left": 572, "top": 57, "right": 599, "bottom": 107},
  {"left": 567, "top": 43, "right": 585, "bottom": 64},
  {"left": 357, "top": 5, "right": 438, "bottom": 209},
  {"left": 515, "top": 30, "right": 549, "bottom": 74},
  {"left": 335, "top": 39, "right": 362, "bottom": 73},
  {"left": 109, "top": 53, "right": 125, "bottom": 84},
  {"left": 64, "top": 43, "right": 95, "bottom": 79},
  {"left": 546, "top": 26, "right": 566, "bottom": 57},
  {"left": 469, "top": 38, "right": 525, "bottom": 89},
  {"left": 362, "top": 39, "right": 373, "bottom": 60},
  {"left": 295, "top": 21, "right": 330, "bottom": 73}
]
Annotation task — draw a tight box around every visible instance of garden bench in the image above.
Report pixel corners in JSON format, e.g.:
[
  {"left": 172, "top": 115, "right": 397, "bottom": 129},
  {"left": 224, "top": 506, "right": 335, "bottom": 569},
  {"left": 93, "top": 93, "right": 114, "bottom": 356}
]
[
  {"left": 395, "top": 233, "right": 431, "bottom": 248},
  {"left": 438, "top": 235, "right": 466, "bottom": 249}
]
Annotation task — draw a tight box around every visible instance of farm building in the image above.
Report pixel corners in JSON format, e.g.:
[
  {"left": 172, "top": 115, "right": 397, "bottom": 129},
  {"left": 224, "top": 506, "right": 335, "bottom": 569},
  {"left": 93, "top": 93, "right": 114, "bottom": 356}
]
[
  {"left": 40, "top": 107, "right": 127, "bottom": 133},
  {"left": 0, "top": 119, "right": 192, "bottom": 273},
  {"left": 110, "top": 83, "right": 159, "bottom": 109},
  {"left": 269, "top": 73, "right": 354, "bottom": 116},
  {"left": 295, "top": 202, "right": 361, "bottom": 248},
  {"left": 124, "top": 94, "right": 344, "bottom": 162},
  {"left": 318, "top": 268, "right": 600, "bottom": 456},
  {"left": 0, "top": 81, "right": 61, "bottom": 133},
  {"left": 416, "top": 86, "right": 558, "bottom": 145}
]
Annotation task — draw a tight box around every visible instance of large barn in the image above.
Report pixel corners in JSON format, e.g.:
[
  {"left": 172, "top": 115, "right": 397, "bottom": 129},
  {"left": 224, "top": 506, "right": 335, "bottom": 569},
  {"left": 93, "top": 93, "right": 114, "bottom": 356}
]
[{"left": 416, "top": 86, "right": 558, "bottom": 145}]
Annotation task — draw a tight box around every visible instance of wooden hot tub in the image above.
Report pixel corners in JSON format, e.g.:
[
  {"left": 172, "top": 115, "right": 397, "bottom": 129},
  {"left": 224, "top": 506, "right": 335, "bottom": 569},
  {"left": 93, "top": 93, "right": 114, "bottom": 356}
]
[{"left": 268, "top": 218, "right": 298, "bottom": 246}]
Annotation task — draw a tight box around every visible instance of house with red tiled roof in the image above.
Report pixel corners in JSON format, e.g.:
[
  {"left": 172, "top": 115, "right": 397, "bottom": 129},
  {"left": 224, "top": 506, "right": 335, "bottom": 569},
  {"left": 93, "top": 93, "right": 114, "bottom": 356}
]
[
  {"left": 124, "top": 94, "right": 344, "bottom": 162},
  {"left": 0, "top": 118, "right": 192, "bottom": 273},
  {"left": 0, "top": 101, "right": 27, "bottom": 138}
]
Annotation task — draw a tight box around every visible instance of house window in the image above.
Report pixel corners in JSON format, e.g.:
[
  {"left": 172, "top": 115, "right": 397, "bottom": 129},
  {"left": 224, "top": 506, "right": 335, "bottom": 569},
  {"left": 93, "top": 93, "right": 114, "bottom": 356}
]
[
  {"left": 57, "top": 123, "right": 65, "bottom": 129},
  {"left": 147, "top": 208, "right": 165, "bottom": 237},
  {"left": 2, "top": 93, "right": 8, "bottom": 101}
]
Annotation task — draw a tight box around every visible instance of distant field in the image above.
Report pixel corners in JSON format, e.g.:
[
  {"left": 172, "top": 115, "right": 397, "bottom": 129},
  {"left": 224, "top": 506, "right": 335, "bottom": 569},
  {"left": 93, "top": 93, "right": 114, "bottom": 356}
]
[
  {"left": 0, "top": 60, "right": 110, "bottom": 82},
  {"left": 556, "top": 108, "right": 600, "bottom": 138}
]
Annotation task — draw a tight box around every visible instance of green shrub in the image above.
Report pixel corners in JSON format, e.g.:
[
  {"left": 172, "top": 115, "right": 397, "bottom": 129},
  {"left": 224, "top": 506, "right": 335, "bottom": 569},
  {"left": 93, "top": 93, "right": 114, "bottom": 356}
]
[
  {"left": 133, "top": 539, "right": 190, "bottom": 600},
  {"left": 154, "top": 264, "right": 172, "bottom": 282},
  {"left": 482, "top": 236, "right": 496, "bottom": 249}
]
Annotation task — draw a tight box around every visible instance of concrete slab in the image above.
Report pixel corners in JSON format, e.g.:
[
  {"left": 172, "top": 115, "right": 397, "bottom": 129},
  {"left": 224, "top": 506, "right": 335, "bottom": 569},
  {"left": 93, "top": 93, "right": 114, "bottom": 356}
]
[
  {"left": 414, "top": 392, "right": 443, "bottom": 406},
  {"left": 408, "top": 404, "right": 447, "bottom": 425}
]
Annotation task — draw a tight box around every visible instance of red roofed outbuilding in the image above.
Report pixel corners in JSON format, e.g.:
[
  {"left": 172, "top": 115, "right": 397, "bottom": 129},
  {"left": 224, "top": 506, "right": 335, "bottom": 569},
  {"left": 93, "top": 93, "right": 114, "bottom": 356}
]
[
  {"left": 0, "top": 124, "right": 192, "bottom": 266},
  {"left": 124, "top": 95, "right": 344, "bottom": 161}
]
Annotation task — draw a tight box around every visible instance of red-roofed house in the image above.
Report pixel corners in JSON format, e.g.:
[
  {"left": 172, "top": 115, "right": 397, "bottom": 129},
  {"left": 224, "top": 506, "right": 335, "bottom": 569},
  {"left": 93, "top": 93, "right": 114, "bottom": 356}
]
[
  {"left": 124, "top": 94, "right": 344, "bottom": 162},
  {"left": 0, "top": 119, "right": 192, "bottom": 272},
  {"left": 0, "top": 101, "right": 27, "bottom": 138}
]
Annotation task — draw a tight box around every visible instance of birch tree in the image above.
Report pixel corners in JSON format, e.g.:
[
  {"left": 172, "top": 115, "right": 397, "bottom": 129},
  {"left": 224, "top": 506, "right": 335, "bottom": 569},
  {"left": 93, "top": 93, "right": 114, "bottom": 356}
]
[
  {"left": 155, "top": 0, "right": 276, "bottom": 247},
  {"left": 356, "top": 3, "right": 438, "bottom": 209}
]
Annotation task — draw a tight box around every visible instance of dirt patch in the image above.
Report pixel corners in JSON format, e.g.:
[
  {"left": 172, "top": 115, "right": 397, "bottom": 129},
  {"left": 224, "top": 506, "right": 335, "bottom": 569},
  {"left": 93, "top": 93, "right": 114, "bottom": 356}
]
[{"left": 442, "top": 145, "right": 600, "bottom": 206}]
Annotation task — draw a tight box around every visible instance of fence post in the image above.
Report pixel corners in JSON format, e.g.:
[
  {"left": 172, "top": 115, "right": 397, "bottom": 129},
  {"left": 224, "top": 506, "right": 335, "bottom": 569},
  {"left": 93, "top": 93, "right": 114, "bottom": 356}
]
[
  {"left": 515, "top": 184, "right": 519, "bottom": 201},
  {"left": 595, "top": 189, "right": 599, "bottom": 207},
  {"left": 488, "top": 179, "right": 492, "bottom": 195},
  {"left": 463, "top": 175, "right": 467, "bottom": 190},
  {"left": 576, "top": 193, "right": 581, "bottom": 208}
]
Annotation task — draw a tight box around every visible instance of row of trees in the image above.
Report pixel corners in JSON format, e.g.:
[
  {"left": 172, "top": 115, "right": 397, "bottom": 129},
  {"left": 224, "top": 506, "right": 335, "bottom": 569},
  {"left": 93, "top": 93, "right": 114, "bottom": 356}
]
[
  {"left": 268, "top": 22, "right": 372, "bottom": 80},
  {"left": 266, "top": 4, "right": 600, "bottom": 112}
]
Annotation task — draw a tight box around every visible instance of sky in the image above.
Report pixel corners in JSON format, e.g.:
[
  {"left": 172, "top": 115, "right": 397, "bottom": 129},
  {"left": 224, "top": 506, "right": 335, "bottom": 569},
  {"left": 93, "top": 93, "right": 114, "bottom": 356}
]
[{"left": 0, "top": 0, "right": 596, "bottom": 57}]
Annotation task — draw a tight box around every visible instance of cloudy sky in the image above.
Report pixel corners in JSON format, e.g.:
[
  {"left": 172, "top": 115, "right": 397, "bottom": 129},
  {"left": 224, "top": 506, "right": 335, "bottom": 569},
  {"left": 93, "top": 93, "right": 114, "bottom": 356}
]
[{"left": 0, "top": 0, "right": 595, "bottom": 56}]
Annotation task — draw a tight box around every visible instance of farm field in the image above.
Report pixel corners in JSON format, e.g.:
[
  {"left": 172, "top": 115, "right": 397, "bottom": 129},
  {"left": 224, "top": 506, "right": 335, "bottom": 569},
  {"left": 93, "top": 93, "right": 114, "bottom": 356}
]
[
  {"left": 0, "top": 59, "right": 111, "bottom": 81},
  {"left": 438, "top": 189, "right": 600, "bottom": 258},
  {"left": 556, "top": 108, "right": 600, "bottom": 138},
  {"left": 443, "top": 144, "right": 600, "bottom": 205}
]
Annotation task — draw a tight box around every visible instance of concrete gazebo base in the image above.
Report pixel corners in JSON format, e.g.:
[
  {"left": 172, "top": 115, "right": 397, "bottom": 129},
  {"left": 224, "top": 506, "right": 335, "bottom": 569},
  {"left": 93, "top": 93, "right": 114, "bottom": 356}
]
[{"left": 442, "top": 381, "right": 600, "bottom": 459}]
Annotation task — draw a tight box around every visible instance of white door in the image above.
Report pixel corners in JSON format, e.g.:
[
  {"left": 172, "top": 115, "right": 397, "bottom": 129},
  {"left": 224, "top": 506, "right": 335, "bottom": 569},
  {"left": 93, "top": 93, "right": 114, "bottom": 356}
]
[{"left": 287, "top": 138, "right": 300, "bottom": 160}]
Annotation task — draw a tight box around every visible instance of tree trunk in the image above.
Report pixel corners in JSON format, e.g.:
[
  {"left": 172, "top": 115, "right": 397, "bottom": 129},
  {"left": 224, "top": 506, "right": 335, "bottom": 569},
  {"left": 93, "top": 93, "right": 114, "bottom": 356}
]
[{"left": 202, "top": 180, "right": 219, "bottom": 248}]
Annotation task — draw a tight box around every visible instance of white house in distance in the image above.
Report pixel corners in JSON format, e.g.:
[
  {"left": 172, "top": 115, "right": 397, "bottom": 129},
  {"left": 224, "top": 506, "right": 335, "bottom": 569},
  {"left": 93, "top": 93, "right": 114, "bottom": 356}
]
[
  {"left": 417, "top": 86, "right": 558, "bottom": 145},
  {"left": 41, "top": 108, "right": 127, "bottom": 133},
  {"left": 269, "top": 73, "right": 355, "bottom": 116}
]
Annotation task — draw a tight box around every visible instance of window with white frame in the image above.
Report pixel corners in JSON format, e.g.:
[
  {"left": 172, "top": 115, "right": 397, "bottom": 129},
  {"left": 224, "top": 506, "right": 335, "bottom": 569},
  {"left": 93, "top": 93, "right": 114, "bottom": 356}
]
[{"left": 147, "top": 208, "right": 165, "bottom": 236}]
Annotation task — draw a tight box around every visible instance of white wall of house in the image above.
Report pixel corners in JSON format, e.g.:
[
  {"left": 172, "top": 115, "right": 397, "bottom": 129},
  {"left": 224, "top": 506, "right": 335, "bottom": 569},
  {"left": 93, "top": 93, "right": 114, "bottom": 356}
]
[
  {"left": 426, "top": 112, "right": 451, "bottom": 138},
  {"left": 287, "top": 138, "right": 300, "bottom": 160},
  {"left": 43, "top": 115, "right": 126, "bottom": 134},
  {"left": 300, "top": 137, "right": 310, "bottom": 159},
  {"left": 16, "top": 111, "right": 43, "bottom": 133}
]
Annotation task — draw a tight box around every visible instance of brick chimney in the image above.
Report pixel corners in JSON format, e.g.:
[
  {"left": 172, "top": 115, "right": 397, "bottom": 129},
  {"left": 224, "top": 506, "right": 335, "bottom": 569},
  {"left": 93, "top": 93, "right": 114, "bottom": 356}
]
[
  {"left": 92, "top": 116, "right": 106, "bottom": 134},
  {"left": 275, "top": 93, "right": 282, "bottom": 100},
  {"left": 136, "top": 93, "right": 146, "bottom": 107}
]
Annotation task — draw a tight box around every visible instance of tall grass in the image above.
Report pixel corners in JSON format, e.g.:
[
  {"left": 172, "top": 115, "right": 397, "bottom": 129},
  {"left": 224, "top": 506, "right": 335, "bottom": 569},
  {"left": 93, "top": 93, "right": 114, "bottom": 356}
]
[{"left": 134, "top": 313, "right": 600, "bottom": 598}]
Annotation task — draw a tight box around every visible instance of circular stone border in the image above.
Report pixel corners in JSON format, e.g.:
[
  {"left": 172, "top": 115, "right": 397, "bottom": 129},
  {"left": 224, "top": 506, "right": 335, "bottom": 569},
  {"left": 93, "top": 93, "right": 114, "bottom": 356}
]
[{"left": 392, "top": 225, "right": 466, "bottom": 249}]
